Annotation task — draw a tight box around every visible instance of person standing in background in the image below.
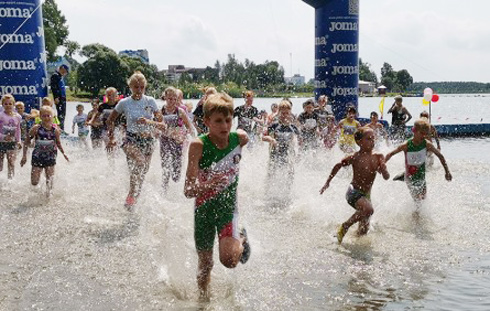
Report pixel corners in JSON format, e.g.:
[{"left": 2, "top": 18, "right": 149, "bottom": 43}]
[
  {"left": 50, "top": 64, "right": 69, "bottom": 133},
  {"left": 387, "top": 95, "right": 412, "bottom": 143}
]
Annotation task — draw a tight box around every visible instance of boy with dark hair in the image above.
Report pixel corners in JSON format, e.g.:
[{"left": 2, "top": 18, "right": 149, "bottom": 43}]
[
  {"left": 297, "top": 99, "right": 319, "bottom": 151},
  {"left": 320, "top": 127, "right": 390, "bottom": 244}
]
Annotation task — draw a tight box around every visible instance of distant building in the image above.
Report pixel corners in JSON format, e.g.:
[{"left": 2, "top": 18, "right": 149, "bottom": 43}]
[
  {"left": 118, "top": 49, "right": 149, "bottom": 64},
  {"left": 164, "top": 65, "right": 206, "bottom": 82},
  {"left": 285, "top": 74, "right": 306, "bottom": 86},
  {"left": 377, "top": 85, "right": 387, "bottom": 95},
  {"left": 359, "top": 80, "right": 376, "bottom": 94}
]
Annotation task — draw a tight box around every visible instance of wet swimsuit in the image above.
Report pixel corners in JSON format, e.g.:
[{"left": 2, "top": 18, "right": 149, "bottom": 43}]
[
  {"left": 73, "top": 113, "right": 89, "bottom": 137},
  {"left": 160, "top": 106, "right": 185, "bottom": 184},
  {"left": 405, "top": 138, "right": 427, "bottom": 197},
  {"left": 0, "top": 112, "right": 21, "bottom": 152},
  {"left": 234, "top": 105, "right": 258, "bottom": 134},
  {"left": 194, "top": 132, "right": 242, "bottom": 251},
  {"left": 116, "top": 95, "right": 158, "bottom": 156},
  {"left": 339, "top": 119, "right": 359, "bottom": 152},
  {"left": 315, "top": 108, "right": 331, "bottom": 129},
  {"left": 193, "top": 104, "right": 207, "bottom": 133},
  {"left": 267, "top": 121, "right": 299, "bottom": 163},
  {"left": 298, "top": 111, "right": 319, "bottom": 149},
  {"left": 346, "top": 184, "right": 371, "bottom": 209},
  {"left": 390, "top": 107, "right": 408, "bottom": 140},
  {"left": 123, "top": 132, "right": 155, "bottom": 156},
  {"left": 32, "top": 125, "right": 57, "bottom": 167}
]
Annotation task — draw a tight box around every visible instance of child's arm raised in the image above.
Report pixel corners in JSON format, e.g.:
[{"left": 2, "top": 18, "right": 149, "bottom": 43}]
[
  {"left": 427, "top": 141, "right": 452, "bottom": 181},
  {"left": 320, "top": 155, "right": 353, "bottom": 194},
  {"left": 385, "top": 142, "right": 407, "bottom": 162}
]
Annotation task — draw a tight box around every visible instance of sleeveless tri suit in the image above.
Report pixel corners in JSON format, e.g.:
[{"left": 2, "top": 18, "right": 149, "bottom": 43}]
[
  {"left": 404, "top": 138, "right": 427, "bottom": 197},
  {"left": 194, "top": 132, "right": 242, "bottom": 251}
]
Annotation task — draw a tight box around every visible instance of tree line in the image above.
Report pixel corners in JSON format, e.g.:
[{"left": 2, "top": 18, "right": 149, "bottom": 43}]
[{"left": 44, "top": 0, "right": 487, "bottom": 98}]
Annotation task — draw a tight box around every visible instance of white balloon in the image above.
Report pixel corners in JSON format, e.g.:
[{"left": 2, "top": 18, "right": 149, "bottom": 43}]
[{"left": 423, "top": 88, "right": 433, "bottom": 102}]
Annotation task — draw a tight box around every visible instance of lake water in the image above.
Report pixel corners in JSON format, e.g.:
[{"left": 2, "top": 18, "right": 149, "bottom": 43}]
[{"left": 0, "top": 95, "right": 489, "bottom": 310}]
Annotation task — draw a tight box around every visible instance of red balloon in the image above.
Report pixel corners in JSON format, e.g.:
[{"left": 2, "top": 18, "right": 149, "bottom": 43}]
[{"left": 432, "top": 94, "right": 440, "bottom": 102}]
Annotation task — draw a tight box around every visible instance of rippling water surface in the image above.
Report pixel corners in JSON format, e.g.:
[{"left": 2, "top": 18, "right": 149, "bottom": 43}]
[{"left": 0, "top": 96, "right": 489, "bottom": 310}]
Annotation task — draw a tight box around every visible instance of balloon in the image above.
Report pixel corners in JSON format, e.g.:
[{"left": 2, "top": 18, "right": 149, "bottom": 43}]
[
  {"left": 423, "top": 88, "right": 433, "bottom": 102},
  {"left": 432, "top": 94, "right": 440, "bottom": 102},
  {"left": 422, "top": 98, "right": 430, "bottom": 106}
]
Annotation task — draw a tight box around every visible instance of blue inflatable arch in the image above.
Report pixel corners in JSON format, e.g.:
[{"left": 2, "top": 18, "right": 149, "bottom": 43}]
[
  {"left": 303, "top": 0, "right": 360, "bottom": 121},
  {"left": 0, "top": 0, "right": 48, "bottom": 111}
]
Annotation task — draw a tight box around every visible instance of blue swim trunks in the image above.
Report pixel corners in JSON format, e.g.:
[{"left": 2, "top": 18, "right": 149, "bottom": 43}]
[{"left": 345, "top": 184, "right": 371, "bottom": 209}]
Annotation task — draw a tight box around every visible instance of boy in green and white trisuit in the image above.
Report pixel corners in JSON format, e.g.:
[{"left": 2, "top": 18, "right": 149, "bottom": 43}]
[
  {"left": 385, "top": 118, "right": 452, "bottom": 202},
  {"left": 184, "top": 92, "right": 251, "bottom": 301}
]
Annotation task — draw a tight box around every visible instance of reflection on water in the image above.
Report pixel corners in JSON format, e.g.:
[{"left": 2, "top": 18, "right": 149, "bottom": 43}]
[{"left": 0, "top": 128, "right": 489, "bottom": 309}]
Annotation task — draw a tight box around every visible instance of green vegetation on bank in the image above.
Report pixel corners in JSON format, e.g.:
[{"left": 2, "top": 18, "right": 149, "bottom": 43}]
[
  {"left": 43, "top": 0, "right": 489, "bottom": 103},
  {"left": 408, "top": 82, "right": 490, "bottom": 94}
]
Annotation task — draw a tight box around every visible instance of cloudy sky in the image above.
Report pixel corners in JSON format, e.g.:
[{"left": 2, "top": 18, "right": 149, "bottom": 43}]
[{"left": 55, "top": 0, "right": 490, "bottom": 83}]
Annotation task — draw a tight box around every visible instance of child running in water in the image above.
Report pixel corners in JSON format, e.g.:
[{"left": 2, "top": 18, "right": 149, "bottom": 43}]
[
  {"left": 106, "top": 72, "right": 166, "bottom": 210},
  {"left": 420, "top": 111, "right": 440, "bottom": 167},
  {"left": 72, "top": 104, "right": 89, "bottom": 148},
  {"left": 262, "top": 99, "right": 300, "bottom": 184},
  {"left": 320, "top": 127, "right": 390, "bottom": 244},
  {"left": 367, "top": 111, "right": 389, "bottom": 149},
  {"left": 15, "top": 101, "right": 33, "bottom": 143},
  {"left": 86, "top": 99, "right": 103, "bottom": 149},
  {"left": 0, "top": 94, "right": 22, "bottom": 179},
  {"left": 159, "top": 87, "right": 194, "bottom": 192},
  {"left": 21, "top": 106, "right": 69, "bottom": 196},
  {"left": 385, "top": 119, "right": 451, "bottom": 202},
  {"left": 337, "top": 106, "right": 361, "bottom": 154},
  {"left": 36, "top": 97, "right": 61, "bottom": 127},
  {"left": 320, "top": 115, "right": 337, "bottom": 150},
  {"left": 184, "top": 92, "right": 251, "bottom": 300},
  {"left": 297, "top": 99, "right": 319, "bottom": 151}
]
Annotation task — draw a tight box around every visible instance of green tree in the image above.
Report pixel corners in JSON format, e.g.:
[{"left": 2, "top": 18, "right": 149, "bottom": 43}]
[
  {"left": 201, "top": 66, "right": 220, "bottom": 84},
  {"left": 80, "top": 43, "right": 116, "bottom": 58},
  {"left": 64, "top": 40, "right": 80, "bottom": 58},
  {"left": 380, "top": 62, "right": 396, "bottom": 91},
  {"left": 359, "top": 58, "right": 378, "bottom": 84},
  {"left": 120, "top": 55, "right": 163, "bottom": 95},
  {"left": 42, "top": 0, "right": 69, "bottom": 62},
  {"left": 394, "top": 69, "right": 413, "bottom": 92},
  {"left": 78, "top": 49, "right": 129, "bottom": 97},
  {"left": 222, "top": 54, "right": 245, "bottom": 85}
]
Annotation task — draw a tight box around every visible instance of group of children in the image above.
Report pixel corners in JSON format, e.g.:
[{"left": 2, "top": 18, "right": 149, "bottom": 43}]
[
  {"left": 321, "top": 117, "right": 452, "bottom": 244},
  {"left": 0, "top": 83, "right": 453, "bottom": 300},
  {"left": 0, "top": 95, "right": 69, "bottom": 194}
]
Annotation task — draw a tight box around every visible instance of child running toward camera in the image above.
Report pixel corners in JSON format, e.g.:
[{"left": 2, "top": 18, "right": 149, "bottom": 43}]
[
  {"left": 337, "top": 106, "right": 361, "bottom": 154},
  {"left": 367, "top": 111, "right": 389, "bottom": 149},
  {"left": 385, "top": 119, "right": 451, "bottom": 202},
  {"left": 21, "top": 106, "right": 69, "bottom": 196},
  {"left": 72, "top": 104, "right": 89, "bottom": 148},
  {"left": 0, "top": 94, "right": 22, "bottom": 179},
  {"left": 184, "top": 92, "right": 251, "bottom": 301},
  {"left": 320, "top": 127, "right": 390, "bottom": 244}
]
